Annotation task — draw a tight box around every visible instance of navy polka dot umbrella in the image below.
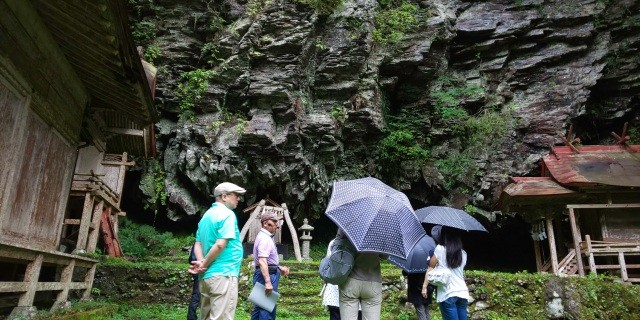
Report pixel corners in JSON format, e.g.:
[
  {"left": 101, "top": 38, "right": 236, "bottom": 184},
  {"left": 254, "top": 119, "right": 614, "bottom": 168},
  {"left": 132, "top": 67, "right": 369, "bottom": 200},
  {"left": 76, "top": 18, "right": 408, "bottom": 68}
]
[
  {"left": 324, "top": 177, "right": 426, "bottom": 259},
  {"left": 388, "top": 234, "right": 436, "bottom": 273},
  {"left": 415, "top": 206, "right": 487, "bottom": 232}
]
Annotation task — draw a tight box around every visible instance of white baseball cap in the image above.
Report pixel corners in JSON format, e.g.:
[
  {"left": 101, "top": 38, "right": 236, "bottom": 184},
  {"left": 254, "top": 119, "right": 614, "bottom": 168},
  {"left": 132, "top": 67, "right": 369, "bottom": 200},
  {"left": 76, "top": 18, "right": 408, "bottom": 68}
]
[{"left": 213, "top": 182, "right": 246, "bottom": 197}]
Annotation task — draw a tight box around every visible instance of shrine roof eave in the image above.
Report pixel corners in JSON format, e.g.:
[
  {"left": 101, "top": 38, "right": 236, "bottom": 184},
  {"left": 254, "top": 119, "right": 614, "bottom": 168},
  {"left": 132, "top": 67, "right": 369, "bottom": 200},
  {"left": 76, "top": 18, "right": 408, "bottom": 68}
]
[
  {"left": 499, "top": 177, "right": 586, "bottom": 208},
  {"left": 544, "top": 145, "right": 640, "bottom": 188}
]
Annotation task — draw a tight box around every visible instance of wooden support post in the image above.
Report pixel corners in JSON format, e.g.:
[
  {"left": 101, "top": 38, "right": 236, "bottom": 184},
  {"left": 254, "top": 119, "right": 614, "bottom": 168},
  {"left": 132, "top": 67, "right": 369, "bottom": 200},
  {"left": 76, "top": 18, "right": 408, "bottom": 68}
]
[
  {"left": 116, "top": 152, "right": 128, "bottom": 206},
  {"left": 240, "top": 200, "right": 265, "bottom": 242},
  {"left": 619, "top": 252, "right": 628, "bottom": 282},
  {"left": 282, "top": 204, "right": 302, "bottom": 262},
  {"left": 17, "top": 254, "right": 43, "bottom": 307},
  {"left": 75, "top": 193, "right": 95, "bottom": 252},
  {"left": 568, "top": 207, "right": 585, "bottom": 276},
  {"left": 82, "top": 264, "right": 97, "bottom": 300},
  {"left": 546, "top": 218, "right": 559, "bottom": 274},
  {"left": 53, "top": 260, "right": 75, "bottom": 309},
  {"left": 86, "top": 200, "right": 104, "bottom": 253},
  {"left": 586, "top": 235, "right": 596, "bottom": 275},
  {"left": 533, "top": 239, "right": 543, "bottom": 272}
]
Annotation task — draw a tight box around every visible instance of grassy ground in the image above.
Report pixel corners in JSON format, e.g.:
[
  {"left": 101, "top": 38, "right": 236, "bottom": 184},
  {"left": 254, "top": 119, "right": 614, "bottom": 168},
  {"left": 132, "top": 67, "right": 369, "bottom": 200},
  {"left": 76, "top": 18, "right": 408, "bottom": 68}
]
[
  {"left": 38, "top": 259, "right": 640, "bottom": 320},
  {"left": 38, "top": 258, "right": 435, "bottom": 320},
  {"left": 35, "top": 219, "right": 640, "bottom": 319}
]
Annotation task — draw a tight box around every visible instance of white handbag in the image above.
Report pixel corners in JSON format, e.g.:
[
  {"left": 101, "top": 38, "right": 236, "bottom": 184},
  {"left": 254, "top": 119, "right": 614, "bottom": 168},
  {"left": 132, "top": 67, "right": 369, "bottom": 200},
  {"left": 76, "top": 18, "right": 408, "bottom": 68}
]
[{"left": 427, "top": 264, "right": 451, "bottom": 287}]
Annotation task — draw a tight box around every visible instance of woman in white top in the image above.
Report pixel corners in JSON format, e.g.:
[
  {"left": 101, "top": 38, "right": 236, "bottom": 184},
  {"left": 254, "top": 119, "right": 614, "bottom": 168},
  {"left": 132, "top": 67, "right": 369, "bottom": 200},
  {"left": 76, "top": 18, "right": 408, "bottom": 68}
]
[
  {"left": 421, "top": 226, "right": 470, "bottom": 320},
  {"left": 322, "top": 239, "right": 341, "bottom": 319}
]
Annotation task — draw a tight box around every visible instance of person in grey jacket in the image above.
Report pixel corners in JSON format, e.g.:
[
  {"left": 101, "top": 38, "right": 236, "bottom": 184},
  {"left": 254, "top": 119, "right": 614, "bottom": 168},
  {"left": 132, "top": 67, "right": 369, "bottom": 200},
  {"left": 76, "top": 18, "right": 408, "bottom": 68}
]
[{"left": 337, "top": 230, "right": 386, "bottom": 320}]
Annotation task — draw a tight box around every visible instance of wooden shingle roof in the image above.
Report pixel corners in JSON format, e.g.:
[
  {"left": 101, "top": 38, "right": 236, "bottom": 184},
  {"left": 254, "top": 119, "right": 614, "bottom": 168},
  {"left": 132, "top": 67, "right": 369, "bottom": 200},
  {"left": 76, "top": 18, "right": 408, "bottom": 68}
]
[{"left": 34, "top": 0, "right": 158, "bottom": 155}]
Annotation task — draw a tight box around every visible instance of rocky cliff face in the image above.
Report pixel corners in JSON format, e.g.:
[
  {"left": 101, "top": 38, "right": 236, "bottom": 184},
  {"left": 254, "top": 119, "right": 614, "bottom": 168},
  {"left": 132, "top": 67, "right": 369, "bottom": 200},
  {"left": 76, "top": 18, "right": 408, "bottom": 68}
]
[{"left": 129, "top": 0, "right": 640, "bottom": 223}]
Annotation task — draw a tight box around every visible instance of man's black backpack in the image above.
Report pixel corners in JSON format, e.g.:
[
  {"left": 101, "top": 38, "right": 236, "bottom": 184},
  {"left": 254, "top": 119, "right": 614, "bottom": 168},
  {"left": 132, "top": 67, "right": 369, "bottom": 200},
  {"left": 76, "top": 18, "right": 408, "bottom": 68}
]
[{"left": 318, "top": 237, "right": 356, "bottom": 285}]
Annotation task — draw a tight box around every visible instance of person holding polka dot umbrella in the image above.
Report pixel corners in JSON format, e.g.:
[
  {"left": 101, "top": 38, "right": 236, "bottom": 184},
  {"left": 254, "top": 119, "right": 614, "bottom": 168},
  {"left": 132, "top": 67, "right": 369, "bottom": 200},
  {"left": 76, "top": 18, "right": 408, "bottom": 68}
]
[{"left": 325, "top": 177, "right": 426, "bottom": 320}]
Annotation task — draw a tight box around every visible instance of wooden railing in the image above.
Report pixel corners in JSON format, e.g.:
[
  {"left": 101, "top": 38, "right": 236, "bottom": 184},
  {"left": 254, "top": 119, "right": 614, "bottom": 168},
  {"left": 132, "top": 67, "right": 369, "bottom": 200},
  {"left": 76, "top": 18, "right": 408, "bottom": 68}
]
[
  {"left": 71, "top": 172, "right": 119, "bottom": 209},
  {"left": 581, "top": 235, "right": 640, "bottom": 283},
  {"left": 0, "top": 241, "right": 97, "bottom": 316}
]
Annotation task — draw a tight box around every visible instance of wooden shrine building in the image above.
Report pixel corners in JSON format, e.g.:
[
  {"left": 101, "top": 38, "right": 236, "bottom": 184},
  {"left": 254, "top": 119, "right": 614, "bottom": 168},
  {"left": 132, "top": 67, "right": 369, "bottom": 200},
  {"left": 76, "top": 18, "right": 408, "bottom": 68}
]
[
  {"left": 500, "top": 126, "right": 640, "bottom": 283},
  {"left": 240, "top": 199, "right": 303, "bottom": 261},
  {"left": 0, "top": 0, "right": 157, "bottom": 317}
]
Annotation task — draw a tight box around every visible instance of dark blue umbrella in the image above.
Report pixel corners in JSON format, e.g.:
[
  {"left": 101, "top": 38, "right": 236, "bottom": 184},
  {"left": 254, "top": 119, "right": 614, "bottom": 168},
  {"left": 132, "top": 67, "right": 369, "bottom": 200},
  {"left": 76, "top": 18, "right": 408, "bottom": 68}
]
[
  {"left": 415, "top": 206, "right": 487, "bottom": 232},
  {"left": 388, "top": 235, "right": 436, "bottom": 273},
  {"left": 324, "top": 177, "right": 425, "bottom": 258}
]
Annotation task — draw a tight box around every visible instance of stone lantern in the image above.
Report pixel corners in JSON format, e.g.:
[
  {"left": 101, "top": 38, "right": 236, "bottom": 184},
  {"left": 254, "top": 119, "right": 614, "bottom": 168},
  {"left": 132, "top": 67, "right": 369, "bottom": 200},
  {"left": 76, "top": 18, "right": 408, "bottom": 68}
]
[{"left": 298, "top": 218, "right": 314, "bottom": 260}]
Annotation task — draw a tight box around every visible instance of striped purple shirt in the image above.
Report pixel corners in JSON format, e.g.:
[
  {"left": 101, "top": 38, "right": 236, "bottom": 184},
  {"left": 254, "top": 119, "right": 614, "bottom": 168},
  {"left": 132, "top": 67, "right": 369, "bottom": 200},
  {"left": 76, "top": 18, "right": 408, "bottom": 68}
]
[{"left": 253, "top": 228, "right": 279, "bottom": 266}]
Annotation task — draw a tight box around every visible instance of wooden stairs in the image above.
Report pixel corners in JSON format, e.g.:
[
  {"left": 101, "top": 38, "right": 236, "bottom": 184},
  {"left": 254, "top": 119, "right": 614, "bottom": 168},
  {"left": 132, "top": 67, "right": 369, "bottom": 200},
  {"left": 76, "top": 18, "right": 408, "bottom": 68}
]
[{"left": 542, "top": 249, "right": 579, "bottom": 276}]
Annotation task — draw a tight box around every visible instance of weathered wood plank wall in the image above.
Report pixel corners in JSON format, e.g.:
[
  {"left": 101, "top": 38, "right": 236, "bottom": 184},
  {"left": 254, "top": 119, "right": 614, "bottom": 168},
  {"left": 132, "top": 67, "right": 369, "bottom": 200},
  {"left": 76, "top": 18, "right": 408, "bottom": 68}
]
[
  {"left": 0, "top": 82, "right": 76, "bottom": 250},
  {"left": 0, "top": 0, "right": 87, "bottom": 144},
  {"left": 0, "top": 0, "right": 89, "bottom": 251}
]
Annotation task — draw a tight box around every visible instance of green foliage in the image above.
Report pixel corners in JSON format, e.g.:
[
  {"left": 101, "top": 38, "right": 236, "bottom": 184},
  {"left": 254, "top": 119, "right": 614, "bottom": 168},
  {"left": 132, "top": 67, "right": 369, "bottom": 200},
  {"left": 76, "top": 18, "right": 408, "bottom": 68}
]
[
  {"left": 209, "top": 110, "right": 249, "bottom": 133},
  {"left": 377, "top": 0, "right": 402, "bottom": 8},
  {"left": 201, "top": 42, "right": 225, "bottom": 66},
  {"left": 345, "top": 17, "right": 364, "bottom": 30},
  {"left": 176, "top": 69, "right": 214, "bottom": 120},
  {"left": 426, "top": 76, "right": 515, "bottom": 191},
  {"left": 329, "top": 105, "right": 347, "bottom": 124},
  {"left": 379, "top": 129, "right": 430, "bottom": 165},
  {"left": 469, "top": 270, "right": 549, "bottom": 319},
  {"left": 314, "top": 38, "right": 328, "bottom": 51},
  {"left": 377, "top": 106, "right": 431, "bottom": 179},
  {"left": 296, "top": 0, "right": 343, "bottom": 15},
  {"left": 434, "top": 107, "right": 514, "bottom": 190},
  {"left": 139, "top": 158, "right": 167, "bottom": 211},
  {"left": 385, "top": 108, "right": 431, "bottom": 133},
  {"left": 128, "top": 0, "right": 152, "bottom": 5},
  {"left": 628, "top": 126, "right": 639, "bottom": 144},
  {"left": 431, "top": 77, "right": 484, "bottom": 124},
  {"left": 247, "top": 0, "right": 272, "bottom": 17},
  {"left": 209, "top": 14, "right": 226, "bottom": 33},
  {"left": 464, "top": 108, "right": 511, "bottom": 151},
  {"left": 143, "top": 43, "right": 160, "bottom": 64},
  {"left": 235, "top": 117, "right": 249, "bottom": 134},
  {"left": 94, "top": 304, "right": 188, "bottom": 320},
  {"left": 33, "top": 300, "right": 118, "bottom": 319},
  {"left": 373, "top": 2, "right": 420, "bottom": 44},
  {"left": 309, "top": 243, "right": 330, "bottom": 261},
  {"left": 34, "top": 261, "right": 640, "bottom": 320},
  {"left": 131, "top": 19, "right": 156, "bottom": 45},
  {"left": 434, "top": 151, "right": 477, "bottom": 190},
  {"left": 464, "top": 204, "right": 478, "bottom": 214},
  {"left": 118, "top": 217, "right": 195, "bottom": 259},
  {"left": 344, "top": 17, "right": 365, "bottom": 40}
]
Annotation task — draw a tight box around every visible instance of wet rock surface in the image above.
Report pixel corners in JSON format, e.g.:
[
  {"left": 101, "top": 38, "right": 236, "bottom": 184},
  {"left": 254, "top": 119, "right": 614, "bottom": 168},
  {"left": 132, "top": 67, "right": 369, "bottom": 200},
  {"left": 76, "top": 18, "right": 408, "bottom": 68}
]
[{"left": 129, "top": 0, "right": 640, "bottom": 222}]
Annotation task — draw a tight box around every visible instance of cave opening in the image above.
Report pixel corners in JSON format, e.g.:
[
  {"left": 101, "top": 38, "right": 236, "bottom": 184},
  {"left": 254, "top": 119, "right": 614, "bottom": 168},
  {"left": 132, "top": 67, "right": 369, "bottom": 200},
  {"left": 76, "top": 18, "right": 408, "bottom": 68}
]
[{"left": 120, "top": 170, "right": 537, "bottom": 272}]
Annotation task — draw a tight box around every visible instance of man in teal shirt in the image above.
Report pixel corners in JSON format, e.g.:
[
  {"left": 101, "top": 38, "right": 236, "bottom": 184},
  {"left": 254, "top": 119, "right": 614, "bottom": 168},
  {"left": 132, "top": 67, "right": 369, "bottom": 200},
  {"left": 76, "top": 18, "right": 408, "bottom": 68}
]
[{"left": 189, "top": 182, "right": 246, "bottom": 320}]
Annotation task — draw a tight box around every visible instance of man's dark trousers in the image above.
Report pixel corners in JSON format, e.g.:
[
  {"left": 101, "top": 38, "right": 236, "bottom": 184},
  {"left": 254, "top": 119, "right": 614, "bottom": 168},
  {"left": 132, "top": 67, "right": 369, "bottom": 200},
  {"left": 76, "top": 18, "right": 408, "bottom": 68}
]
[
  {"left": 251, "top": 268, "right": 280, "bottom": 320},
  {"left": 187, "top": 274, "right": 200, "bottom": 320},
  {"left": 187, "top": 245, "right": 200, "bottom": 320}
]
